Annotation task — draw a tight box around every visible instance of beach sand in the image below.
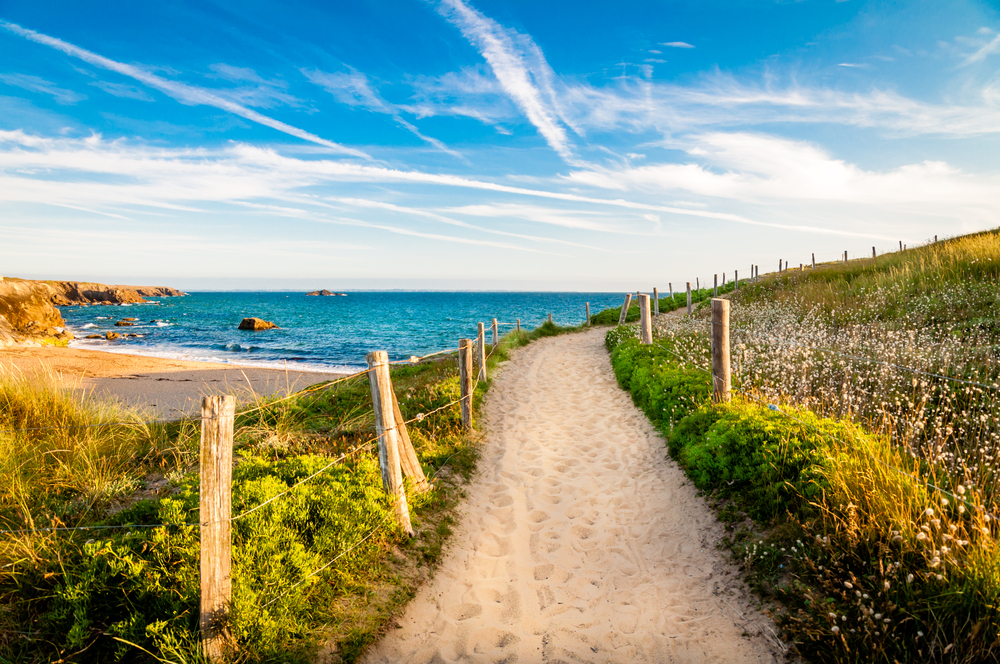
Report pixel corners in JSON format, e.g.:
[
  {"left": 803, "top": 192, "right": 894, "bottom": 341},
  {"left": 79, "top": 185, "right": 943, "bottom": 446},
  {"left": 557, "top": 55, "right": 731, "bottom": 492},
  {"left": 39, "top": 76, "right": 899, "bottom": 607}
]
[
  {"left": 364, "top": 327, "right": 781, "bottom": 663},
  {"left": 0, "top": 346, "right": 344, "bottom": 420}
]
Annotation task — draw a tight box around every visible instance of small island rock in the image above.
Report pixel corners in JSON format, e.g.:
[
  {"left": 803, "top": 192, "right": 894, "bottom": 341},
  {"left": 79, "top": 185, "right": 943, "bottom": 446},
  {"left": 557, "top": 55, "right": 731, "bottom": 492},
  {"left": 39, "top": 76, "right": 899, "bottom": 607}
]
[{"left": 238, "top": 317, "right": 279, "bottom": 331}]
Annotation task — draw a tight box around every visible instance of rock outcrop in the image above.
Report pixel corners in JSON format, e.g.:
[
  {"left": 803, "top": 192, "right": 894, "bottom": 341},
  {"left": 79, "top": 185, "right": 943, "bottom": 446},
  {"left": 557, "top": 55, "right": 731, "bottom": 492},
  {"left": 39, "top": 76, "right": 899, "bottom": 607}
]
[
  {"left": 0, "top": 280, "right": 67, "bottom": 347},
  {"left": 44, "top": 281, "right": 186, "bottom": 306},
  {"left": 238, "top": 317, "right": 279, "bottom": 331},
  {"left": 305, "top": 289, "right": 346, "bottom": 296}
]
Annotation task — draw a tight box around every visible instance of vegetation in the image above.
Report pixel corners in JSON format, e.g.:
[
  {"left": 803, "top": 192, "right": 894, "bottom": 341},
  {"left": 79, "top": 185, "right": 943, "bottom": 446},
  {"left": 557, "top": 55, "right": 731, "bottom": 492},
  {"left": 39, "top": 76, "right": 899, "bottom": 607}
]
[
  {"left": 606, "top": 230, "right": 1000, "bottom": 663},
  {"left": 0, "top": 322, "right": 552, "bottom": 662},
  {"left": 590, "top": 281, "right": 734, "bottom": 325}
]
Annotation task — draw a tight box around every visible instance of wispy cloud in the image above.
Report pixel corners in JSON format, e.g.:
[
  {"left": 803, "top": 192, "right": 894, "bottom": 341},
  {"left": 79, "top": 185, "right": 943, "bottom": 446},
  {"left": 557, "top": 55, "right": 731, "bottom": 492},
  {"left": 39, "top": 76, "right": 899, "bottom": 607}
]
[
  {"left": 90, "top": 80, "right": 154, "bottom": 101},
  {"left": 0, "top": 20, "right": 369, "bottom": 158},
  {"left": 304, "top": 67, "right": 464, "bottom": 160},
  {"left": 964, "top": 32, "right": 1000, "bottom": 64},
  {"left": 0, "top": 73, "right": 85, "bottom": 104},
  {"left": 435, "top": 0, "right": 577, "bottom": 162},
  {"left": 662, "top": 41, "right": 694, "bottom": 49}
]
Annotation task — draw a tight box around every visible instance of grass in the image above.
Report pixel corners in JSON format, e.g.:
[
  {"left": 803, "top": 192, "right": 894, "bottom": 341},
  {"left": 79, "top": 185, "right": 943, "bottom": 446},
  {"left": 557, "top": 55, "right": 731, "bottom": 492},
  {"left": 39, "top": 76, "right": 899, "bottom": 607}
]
[
  {"left": 590, "top": 282, "right": 737, "bottom": 325},
  {"left": 0, "top": 320, "right": 573, "bottom": 663},
  {"left": 604, "top": 229, "right": 1000, "bottom": 663}
]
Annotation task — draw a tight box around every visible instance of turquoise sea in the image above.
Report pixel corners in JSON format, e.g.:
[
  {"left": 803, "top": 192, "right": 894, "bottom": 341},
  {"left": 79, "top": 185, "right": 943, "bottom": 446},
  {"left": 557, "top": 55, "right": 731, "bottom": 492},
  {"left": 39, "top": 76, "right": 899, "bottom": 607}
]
[{"left": 60, "top": 291, "right": 625, "bottom": 372}]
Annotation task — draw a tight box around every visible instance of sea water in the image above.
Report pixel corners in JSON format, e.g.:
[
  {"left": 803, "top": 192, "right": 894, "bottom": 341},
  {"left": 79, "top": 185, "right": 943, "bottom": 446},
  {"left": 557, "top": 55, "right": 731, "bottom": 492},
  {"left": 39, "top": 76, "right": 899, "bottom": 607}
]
[{"left": 60, "top": 291, "right": 626, "bottom": 372}]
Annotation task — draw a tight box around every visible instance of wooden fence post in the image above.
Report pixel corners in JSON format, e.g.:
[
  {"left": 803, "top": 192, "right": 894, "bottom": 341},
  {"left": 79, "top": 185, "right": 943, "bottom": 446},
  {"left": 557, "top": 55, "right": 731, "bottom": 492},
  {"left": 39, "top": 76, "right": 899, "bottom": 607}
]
[
  {"left": 669, "top": 283, "right": 674, "bottom": 300},
  {"left": 800, "top": 263, "right": 803, "bottom": 271},
  {"left": 714, "top": 273, "right": 718, "bottom": 297},
  {"left": 722, "top": 273, "right": 726, "bottom": 287},
  {"left": 391, "top": 390, "right": 430, "bottom": 493},
  {"left": 899, "top": 240, "right": 903, "bottom": 251},
  {"left": 491, "top": 318, "right": 498, "bottom": 346},
  {"left": 516, "top": 319, "right": 520, "bottom": 332},
  {"left": 843, "top": 251, "right": 848, "bottom": 263},
  {"left": 476, "top": 322, "right": 487, "bottom": 381},
  {"left": 653, "top": 287, "right": 659, "bottom": 315},
  {"left": 696, "top": 277, "right": 700, "bottom": 290},
  {"left": 617, "top": 293, "right": 632, "bottom": 326},
  {"left": 366, "top": 351, "right": 414, "bottom": 536},
  {"left": 458, "top": 339, "right": 473, "bottom": 431},
  {"left": 200, "top": 394, "right": 235, "bottom": 662},
  {"left": 935, "top": 235, "right": 938, "bottom": 243},
  {"left": 686, "top": 282, "right": 692, "bottom": 315},
  {"left": 735, "top": 270, "right": 739, "bottom": 291},
  {"left": 585, "top": 302, "right": 591, "bottom": 326},
  {"left": 711, "top": 299, "right": 731, "bottom": 404},
  {"left": 639, "top": 294, "right": 652, "bottom": 345},
  {"left": 872, "top": 246, "right": 876, "bottom": 258},
  {"left": 811, "top": 253, "right": 816, "bottom": 269},
  {"left": 547, "top": 313, "right": 553, "bottom": 323}
]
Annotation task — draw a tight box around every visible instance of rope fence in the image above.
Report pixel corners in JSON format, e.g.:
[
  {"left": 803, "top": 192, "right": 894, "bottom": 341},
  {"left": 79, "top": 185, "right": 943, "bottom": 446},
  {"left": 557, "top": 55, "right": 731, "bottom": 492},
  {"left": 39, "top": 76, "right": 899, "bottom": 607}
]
[{"left": 0, "top": 313, "right": 526, "bottom": 660}]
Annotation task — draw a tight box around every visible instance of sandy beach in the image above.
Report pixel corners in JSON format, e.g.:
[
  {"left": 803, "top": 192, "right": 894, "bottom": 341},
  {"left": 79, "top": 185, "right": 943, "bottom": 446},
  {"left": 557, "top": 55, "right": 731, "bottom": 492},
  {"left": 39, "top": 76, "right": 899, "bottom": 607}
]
[
  {"left": 0, "top": 346, "right": 344, "bottom": 420},
  {"left": 365, "top": 327, "right": 781, "bottom": 663}
]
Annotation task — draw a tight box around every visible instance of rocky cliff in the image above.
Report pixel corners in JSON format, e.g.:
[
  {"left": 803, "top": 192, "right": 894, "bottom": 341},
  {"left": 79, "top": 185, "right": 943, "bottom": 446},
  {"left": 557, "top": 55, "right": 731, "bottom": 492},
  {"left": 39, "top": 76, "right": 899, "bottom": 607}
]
[{"left": 0, "top": 277, "right": 185, "bottom": 347}]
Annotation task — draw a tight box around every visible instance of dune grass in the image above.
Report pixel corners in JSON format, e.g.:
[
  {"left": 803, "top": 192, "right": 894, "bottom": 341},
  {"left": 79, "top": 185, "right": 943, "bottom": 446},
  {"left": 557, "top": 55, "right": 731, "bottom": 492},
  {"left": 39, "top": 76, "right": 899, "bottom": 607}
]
[{"left": 604, "top": 229, "right": 1000, "bottom": 662}]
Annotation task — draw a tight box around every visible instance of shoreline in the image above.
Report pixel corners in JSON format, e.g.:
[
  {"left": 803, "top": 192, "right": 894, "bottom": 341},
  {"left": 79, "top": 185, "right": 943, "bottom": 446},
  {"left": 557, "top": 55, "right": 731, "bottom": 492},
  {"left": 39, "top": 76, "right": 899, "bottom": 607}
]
[{"left": 0, "top": 345, "right": 348, "bottom": 420}]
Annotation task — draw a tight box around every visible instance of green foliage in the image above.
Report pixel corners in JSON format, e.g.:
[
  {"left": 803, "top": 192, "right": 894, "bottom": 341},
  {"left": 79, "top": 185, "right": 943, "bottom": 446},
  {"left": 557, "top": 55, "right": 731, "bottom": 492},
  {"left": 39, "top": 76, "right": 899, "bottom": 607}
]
[{"left": 590, "top": 283, "right": 735, "bottom": 325}]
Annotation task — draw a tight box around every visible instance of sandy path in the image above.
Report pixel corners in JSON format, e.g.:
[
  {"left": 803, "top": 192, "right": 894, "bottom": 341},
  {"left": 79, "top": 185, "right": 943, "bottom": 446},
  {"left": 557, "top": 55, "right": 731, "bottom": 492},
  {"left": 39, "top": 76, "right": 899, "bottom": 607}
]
[{"left": 366, "top": 328, "right": 780, "bottom": 663}]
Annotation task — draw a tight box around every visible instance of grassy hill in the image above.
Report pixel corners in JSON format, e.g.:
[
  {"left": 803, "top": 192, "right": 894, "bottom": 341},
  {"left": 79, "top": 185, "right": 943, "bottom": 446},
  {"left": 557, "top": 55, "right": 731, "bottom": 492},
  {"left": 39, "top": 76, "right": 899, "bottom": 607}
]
[{"left": 605, "top": 229, "right": 1000, "bottom": 663}]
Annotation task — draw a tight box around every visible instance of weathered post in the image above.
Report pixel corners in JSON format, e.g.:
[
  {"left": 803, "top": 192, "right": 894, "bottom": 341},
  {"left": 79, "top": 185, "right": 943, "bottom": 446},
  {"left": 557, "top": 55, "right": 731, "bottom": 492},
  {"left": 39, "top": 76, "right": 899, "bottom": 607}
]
[
  {"left": 476, "top": 322, "right": 487, "bottom": 381},
  {"left": 585, "top": 302, "right": 591, "bottom": 326},
  {"left": 714, "top": 273, "right": 718, "bottom": 297},
  {"left": 899, "top": 240, "right": 903, "bottom": 251},
  {"left": 653, "top": 287, "right": 659, "bottom": 315},
  {"left": 639, "top": 294, "right": 652, "bottom": 345},
  {"left": 686, "top": 282, "right": 692, "bottom": 315},
  {"left": 669, "top": 283, "right": 674, "bottom": 300},
  {"left": 200, "top": 395, "right": 235, "bottom": 663},
  {"left": 391, "top": 390, "right": 430, "bottom": 492},
  {"left": 366, "top": 351, "right": 414, "bottom": 536},
  {"left": 872, "top": 246, "right": 876, "bottom": 259},
  {"left": 843, "top": 251, "right": 848, "bottom": 263},
  {"left": 734, "top": 270, "right": 739, "bottom": 291},
  {"left": 710, "top": 299, "right": 731, "bottom": 404},
  {"left": 516, "top": 319, "right": 521, "bottom": 332},
  {"left": 800, "top": 263, "right": 803, "bottom": 271},
  {"left": 696, "top": 277, "right": 700, "bottom": 290},
  {"left": 722, "top": 272, "right": 726, "bottom": 287},
  {"left": 458, "top": 339, "right": 473, "bottom": 431},
  {"left": 935, "top": 235, "right": 938, "bottom": 243},
  {"left": 778, "top": 260, "right": 782, "bottom": 273},
  {"left": 811, "top": 253, "right": 816, "bottom": 269},
  {"left": 547, "top": 313, "right": 553, "bottom": 323},
  {"left": 491, "top": 318, "right": 498, "bottom": 346},
  {"left": 617, "top": 293, "right": 633, "bottom": 326}
]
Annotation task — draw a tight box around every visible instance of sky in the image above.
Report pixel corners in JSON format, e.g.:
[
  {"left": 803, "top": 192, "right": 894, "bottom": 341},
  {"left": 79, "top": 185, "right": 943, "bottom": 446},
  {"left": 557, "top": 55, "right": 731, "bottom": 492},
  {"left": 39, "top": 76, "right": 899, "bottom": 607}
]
[{"left": 1, "top": 0, "right": 998, "bottom": 291}]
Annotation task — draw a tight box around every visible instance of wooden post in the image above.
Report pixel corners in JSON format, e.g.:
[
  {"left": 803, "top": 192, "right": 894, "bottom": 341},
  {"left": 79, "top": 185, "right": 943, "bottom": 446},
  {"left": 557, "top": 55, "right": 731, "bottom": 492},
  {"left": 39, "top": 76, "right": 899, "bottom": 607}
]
[
  {"left": 710, "top": 299, "right": 731, "bottom": 404},
  {"left": 686, "top": 282, "right": 692, "bottom": 315},
  {"left": 714, "top": 273, "right": 718, "bottom": 297},
  {"left": 458, "top": 339, "right": 473, "bottom": 431},
  {"left": 653, "top": 287, "right": 659, "bottom": 315},
  {"left": 516, "top": 319, "right": 520, "bottom": 332},
  {"left": 200, "top": 395, "right": 235, "bottom": 662},
  {"left": 585, "top": 302, "right": 591, "bottom": 326},
  {"left": 491, "top": 318, "right": 498, "bottom": 346},
  {"left": 696, "top": 277, "right": 700, "bottom": 290},
  {"left": 935, "top": 235, "right": 938, "bottom": 243},
  {"left": 843, "top": 251, "right": 848, "bottom": 263},
  {"left": 734, "top": 270, "right": 739, "bottom": 291},
  {"left": 722, "top": 272, "right": 726, "bottom": 287},
  {"left": 778, "top": 260, "right": 782, "bottom": 273},
  {"left": 899, "top": 240, "right": 903, "bottom": 251},
  {"left": 366, "top": 351, "right": 414, "bottom": 536},
  {"left": 669, "top": 283, "right": 673, "bottom": 300},
  {"left": 638, "top": 294, "right": 652, "bottom": 345},
  {"left": 547, "top": 313, "right": 553, "bottom": 324},
  {"left": 476, "top": 322, "right": 487, "bottom": 381},
  {"left": 872, "top": 246, "right": 876, "bottom": 259},
  {"left": 811, "top": 253, "right": 816, "bottom": 269},
  {"left": 391, "top": 390, "right": 430, "bottom": 493},
  {"left": 617, "top": 293, "right": 632, "bottom": 326}
]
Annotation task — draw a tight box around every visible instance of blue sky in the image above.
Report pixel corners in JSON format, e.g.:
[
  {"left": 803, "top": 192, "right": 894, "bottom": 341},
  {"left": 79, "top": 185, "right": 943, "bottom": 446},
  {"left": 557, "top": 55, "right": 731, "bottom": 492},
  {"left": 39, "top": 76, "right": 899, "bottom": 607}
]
[{"left": 1, "top": 0, "right": 998, "bottom": 290}]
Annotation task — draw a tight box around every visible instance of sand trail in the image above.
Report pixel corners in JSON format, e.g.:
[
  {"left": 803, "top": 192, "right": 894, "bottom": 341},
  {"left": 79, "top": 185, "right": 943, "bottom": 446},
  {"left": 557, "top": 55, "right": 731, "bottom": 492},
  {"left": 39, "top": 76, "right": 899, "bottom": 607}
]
[{"left": 365, "top": 328, "right": 780, "bottom": 663}]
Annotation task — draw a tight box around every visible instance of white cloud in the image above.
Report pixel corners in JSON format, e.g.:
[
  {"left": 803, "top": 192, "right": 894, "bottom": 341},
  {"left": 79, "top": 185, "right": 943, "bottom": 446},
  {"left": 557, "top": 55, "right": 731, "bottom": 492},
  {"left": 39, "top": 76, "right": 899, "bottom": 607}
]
[
  {"left": 90, "top": 81, "right": 154, "bottom": 101},
  {"left": 435, "top": 0, "right": 577, "bottom": 162},
  {"left": 0, "top": 20, "right": 369, "bottom": 158},
  {"left": 0, "top": 73, "right": 85, "bottom": 104},
  {"left": 964, "top": 32, "right": 1000, "bottom": 64},
  {"left": 662, "top": 42, "right": 694, "bottom": 49}
]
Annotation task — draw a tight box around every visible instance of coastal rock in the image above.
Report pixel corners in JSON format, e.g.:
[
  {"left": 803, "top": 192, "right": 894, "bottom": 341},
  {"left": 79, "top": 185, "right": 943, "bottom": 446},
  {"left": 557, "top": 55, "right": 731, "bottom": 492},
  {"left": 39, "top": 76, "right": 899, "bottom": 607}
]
[
  {"left": 306, "top": 289, "right": 347, "bottom": 296},
  {"left": 105, "top": 332, "right": 121, "bottom": 340},
  {"left": 0, "top": 281, "right": 64, "bottom": 347},
  {"left": 238, "top": 317, "right": 279, "bottom": 331},
  {"left": 34, "top": 279, "right": 187, "bottom": 306},
  {"left": 86, "top": 334, "right": 102, "bottom": 339},
  {"left": 115, "top": 321, "right": 136, "bottom": 326}
]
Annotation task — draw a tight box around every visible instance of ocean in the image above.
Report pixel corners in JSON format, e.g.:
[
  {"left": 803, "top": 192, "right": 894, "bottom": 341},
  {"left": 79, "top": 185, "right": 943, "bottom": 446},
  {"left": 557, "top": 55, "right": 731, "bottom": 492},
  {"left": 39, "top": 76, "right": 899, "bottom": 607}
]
[{"left": 60, "top": 291, "right": 626, "bottom": 372}]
